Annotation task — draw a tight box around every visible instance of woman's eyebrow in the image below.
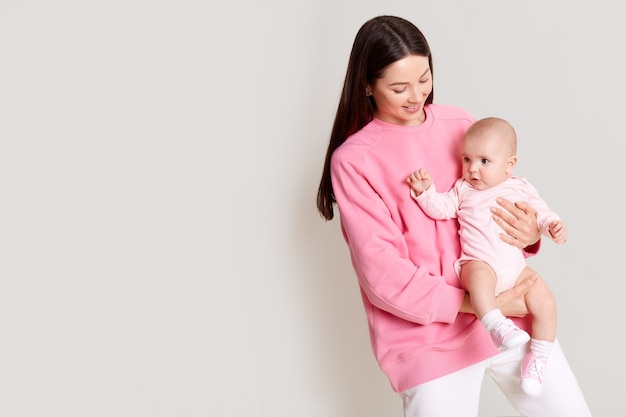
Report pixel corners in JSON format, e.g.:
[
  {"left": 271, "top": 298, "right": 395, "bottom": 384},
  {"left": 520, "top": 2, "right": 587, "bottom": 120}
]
[{"left": 387, "top": 69, "right": 431, "bottom": 86}]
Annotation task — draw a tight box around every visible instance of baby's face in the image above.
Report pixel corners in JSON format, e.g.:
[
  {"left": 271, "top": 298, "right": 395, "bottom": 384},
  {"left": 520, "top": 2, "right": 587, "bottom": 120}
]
[{"left": 461, "top": 131, "right": 515, "bottom": 190}]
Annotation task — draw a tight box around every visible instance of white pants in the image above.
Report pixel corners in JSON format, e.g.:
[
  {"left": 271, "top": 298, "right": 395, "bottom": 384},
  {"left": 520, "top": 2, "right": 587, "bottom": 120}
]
[{"left": 400, "top": 340, "right": 591, "bottom": 417}]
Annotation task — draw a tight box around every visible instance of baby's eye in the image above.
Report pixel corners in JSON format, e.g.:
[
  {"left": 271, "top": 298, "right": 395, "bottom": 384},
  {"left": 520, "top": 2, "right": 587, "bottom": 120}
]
[{"left": 481, "top": 159, "right": 489, "bottom": 164}]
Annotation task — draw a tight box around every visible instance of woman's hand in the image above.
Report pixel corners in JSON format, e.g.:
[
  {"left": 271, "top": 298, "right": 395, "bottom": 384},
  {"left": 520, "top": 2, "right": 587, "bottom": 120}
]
[
  {"left": 495, "top": 274, "right": 537, "bottom": 317},
  {"left": 491, "top": 198, "right": 540, "bottom": 249}
]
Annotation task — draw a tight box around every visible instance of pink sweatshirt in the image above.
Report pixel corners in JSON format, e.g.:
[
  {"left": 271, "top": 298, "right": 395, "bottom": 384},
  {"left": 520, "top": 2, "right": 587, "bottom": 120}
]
[{"left": 330, "top": 104, "right": 532, "bottom": 392}]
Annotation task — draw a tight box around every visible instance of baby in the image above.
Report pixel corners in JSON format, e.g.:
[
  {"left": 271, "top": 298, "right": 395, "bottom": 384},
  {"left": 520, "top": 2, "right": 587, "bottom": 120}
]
[{"left": 407, "top": 117, "right": 567, "bottom": 397}]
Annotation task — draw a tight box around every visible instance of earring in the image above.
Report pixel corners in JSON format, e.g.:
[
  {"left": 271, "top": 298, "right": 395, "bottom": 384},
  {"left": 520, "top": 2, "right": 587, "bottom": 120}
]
[{"left": 366, "top": 92, "right": 372, "bottom": 97}]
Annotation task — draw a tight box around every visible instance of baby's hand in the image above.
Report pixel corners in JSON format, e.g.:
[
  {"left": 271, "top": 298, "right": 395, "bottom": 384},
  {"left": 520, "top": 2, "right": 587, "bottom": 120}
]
[
  {"left": 549, "top": 220, "right": 568, "bottom": 244},
  {"left": 406, "top": 168, "right": 432, "bottom": 196}
]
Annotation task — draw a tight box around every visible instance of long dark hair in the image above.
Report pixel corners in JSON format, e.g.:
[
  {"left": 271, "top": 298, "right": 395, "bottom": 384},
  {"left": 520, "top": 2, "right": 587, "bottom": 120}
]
[{"left": 316, "top": 16, "right": 434, "bottom": 220}]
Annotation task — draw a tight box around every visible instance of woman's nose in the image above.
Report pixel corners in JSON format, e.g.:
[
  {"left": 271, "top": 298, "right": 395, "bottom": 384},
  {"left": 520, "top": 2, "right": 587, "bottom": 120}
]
[{"left": 408, "top": 86, "right": 425, "bottom": 102}]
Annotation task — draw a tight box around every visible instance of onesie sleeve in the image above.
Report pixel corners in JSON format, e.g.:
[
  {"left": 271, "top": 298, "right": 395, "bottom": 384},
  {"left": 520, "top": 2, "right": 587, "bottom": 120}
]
[
  {"left": 519, "top": 177, "right": 561, "bottom": 237},
  {"left": 412, "top": 179, "right": 462, "bottom": 220}
]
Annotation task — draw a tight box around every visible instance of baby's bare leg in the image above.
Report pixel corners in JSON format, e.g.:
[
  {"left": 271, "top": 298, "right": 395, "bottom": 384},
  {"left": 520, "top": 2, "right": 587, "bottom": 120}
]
[
  {"left": 516, "top": 267, "right": 557, "bottom": 342},
  {"left": 460, "top": 260, "right": 498, "bottom": 319}
]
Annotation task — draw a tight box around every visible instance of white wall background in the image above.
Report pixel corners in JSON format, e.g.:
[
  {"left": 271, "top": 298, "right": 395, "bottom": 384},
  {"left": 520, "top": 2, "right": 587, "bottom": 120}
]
[{"left": 0, "top": 1, "right": 622, "bottom": 416}]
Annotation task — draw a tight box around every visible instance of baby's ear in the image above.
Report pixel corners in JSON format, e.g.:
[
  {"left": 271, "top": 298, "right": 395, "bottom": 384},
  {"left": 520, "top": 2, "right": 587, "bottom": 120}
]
[{"left": 506, "top": 155, "right": 517, "bottom": 174}]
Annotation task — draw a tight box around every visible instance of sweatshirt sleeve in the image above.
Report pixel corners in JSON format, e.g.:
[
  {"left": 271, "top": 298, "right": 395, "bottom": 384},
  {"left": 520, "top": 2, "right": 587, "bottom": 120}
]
[{"left": 331, "top": 151, "right": 465, "bottom": 325}]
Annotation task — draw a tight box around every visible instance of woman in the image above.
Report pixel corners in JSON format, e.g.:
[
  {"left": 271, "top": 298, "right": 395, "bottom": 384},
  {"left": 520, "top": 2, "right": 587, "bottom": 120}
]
[{"left": 316, "top": 15, "right": 591, "bottom": 416}]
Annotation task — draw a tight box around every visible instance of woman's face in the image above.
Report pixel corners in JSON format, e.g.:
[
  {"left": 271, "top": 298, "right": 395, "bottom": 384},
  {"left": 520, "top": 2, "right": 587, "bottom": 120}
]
[{"left": 367, "top": 54, "right": 432, "bottom": 126}]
